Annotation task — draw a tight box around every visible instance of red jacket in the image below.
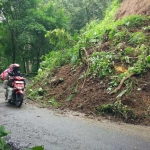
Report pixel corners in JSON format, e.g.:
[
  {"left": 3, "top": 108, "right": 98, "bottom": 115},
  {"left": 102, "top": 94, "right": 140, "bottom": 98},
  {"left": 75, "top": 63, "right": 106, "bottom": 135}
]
[{"left": 0, "top": 68, "right": 13, "bottom": 81}]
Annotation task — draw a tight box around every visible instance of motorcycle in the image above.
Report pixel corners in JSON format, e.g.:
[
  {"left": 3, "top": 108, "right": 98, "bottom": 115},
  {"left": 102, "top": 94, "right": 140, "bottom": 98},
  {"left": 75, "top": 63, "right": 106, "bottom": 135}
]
[{"left": 6, "top": 76, "right": 25, "bottom": 107}]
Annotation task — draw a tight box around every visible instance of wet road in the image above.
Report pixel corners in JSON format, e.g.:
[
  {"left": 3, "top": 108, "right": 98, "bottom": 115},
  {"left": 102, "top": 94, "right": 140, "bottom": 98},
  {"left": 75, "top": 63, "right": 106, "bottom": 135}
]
[{"left": 0, "top": 83, "right": 150, "bottom": 150}]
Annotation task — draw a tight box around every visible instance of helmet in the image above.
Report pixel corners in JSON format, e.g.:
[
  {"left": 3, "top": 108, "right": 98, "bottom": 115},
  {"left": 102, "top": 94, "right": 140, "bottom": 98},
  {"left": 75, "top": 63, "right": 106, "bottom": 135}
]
[
  {"left": 9, "top": 64, "right": 14, "bottom": 72},
  {"left": 13, "top": 63, "right": 20, "bottom": 68},
  {"left": 12, "top": 63, "right": 20, "bottom": 72}
]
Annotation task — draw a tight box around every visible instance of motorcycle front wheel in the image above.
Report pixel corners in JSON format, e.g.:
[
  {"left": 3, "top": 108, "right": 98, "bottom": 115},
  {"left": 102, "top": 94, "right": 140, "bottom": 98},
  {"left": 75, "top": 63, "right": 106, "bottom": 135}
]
[{"left": 15, "top": 93, "right": 23, "bottom": 107}]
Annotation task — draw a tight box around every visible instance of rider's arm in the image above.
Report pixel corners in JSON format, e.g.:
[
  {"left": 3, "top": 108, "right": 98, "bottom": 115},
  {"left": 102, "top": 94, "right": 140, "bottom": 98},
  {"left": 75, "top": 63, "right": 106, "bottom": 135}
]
[{"left": 8, "top": 72, "right": 13, "bottom": 76}]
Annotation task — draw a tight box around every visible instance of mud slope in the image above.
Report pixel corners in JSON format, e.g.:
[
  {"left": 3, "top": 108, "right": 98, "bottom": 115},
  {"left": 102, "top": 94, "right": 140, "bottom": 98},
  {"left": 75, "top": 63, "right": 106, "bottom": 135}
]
[
  {"left": 27, "top": 0, "right": 150, "bottom": 126},
  {"left": 116, "top": 0, "right": 150, "bottom": 19}
]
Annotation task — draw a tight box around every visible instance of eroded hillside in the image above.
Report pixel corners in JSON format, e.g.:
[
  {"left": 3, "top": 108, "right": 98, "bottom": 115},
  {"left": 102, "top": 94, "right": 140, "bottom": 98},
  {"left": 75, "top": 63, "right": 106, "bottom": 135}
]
[
  {"left": 116, "top": 0, "right": 150, "bottom": 19},
  {"left": 27, "top": 0, "right": 150, "bottom": 126}
]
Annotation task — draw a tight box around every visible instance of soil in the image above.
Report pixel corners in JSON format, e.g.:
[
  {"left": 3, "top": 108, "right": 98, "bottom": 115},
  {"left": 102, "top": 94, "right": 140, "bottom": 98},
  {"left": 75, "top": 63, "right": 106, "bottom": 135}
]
[
  {"left": 32, "top": 64, "right": 150, "bottom": 126},
  {"left": 28, "top": 0, "right": 150, "bottom": 126},
  {"left": 115, "top": 0, "right": 150, "bottom": 19},
  {"left": 29, "top": 33, "right": 150, "bottom": 126}
]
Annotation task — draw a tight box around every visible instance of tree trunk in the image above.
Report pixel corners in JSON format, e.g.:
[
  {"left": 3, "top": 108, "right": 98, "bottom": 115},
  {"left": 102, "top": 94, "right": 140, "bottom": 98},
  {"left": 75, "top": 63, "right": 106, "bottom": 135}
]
[
  {"left": 10, "top": 29, "right": 16, "bottom": 63},
  {"left": 22, "top": 57, "right": 26, "bottom": 73}
]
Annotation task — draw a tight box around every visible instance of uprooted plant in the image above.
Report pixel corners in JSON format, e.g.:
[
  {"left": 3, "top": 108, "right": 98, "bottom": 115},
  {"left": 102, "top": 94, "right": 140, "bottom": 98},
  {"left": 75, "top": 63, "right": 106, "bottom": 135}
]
[{"left": 96, "top": 99, "right": 134, "bottom": 121}]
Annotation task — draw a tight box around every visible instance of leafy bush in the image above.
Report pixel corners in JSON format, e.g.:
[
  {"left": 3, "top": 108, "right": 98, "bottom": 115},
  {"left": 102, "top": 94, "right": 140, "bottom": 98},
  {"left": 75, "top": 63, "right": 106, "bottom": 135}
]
[
  {"left": 0, "top": 126, "right": 10, "bottom": 150},
  {"left": 129, "top": 32, "right": 147, "bottom": 45},
  {"left": 45, "top": 29, "right": 74, "bottom": 50},
  {"left": 80, "top": 0, "right": 121, "bottom": 42},
  {"left": 48, "top": 97, "right": 60, "bottom": 106},
  {"left": 28, "top": 89, "right": 38, "bottom": 99},
  {"left": 89, "top": 51, "right": 114, "bottom": 78},
  {"left": 97, "top": 100, "right": 133, "bottom": 120},
  {"left": 122, "top": 15, "right": 149, "bottom": 28}
]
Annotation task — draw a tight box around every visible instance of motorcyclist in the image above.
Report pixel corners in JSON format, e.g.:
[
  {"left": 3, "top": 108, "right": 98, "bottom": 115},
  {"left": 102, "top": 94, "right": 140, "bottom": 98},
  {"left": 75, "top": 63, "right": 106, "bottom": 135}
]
[
  {"left": 0, "top": 63, "right": 22, "bottom": 100},
  {"left": 0, "top": 64, "right": 14, "bottom": 89},
  {"left": 7, "top": 64, "right": 21, "bottom": 86}
]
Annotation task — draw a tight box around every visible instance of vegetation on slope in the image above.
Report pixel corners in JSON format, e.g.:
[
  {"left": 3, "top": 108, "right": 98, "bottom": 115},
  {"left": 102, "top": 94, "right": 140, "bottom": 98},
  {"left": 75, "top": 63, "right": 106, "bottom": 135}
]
[
  {"left": 0, "top": 0, "right": 112, "bottom": 73},
  {"left": 27, "top": 0, "right": 150, "bottom": 125}
]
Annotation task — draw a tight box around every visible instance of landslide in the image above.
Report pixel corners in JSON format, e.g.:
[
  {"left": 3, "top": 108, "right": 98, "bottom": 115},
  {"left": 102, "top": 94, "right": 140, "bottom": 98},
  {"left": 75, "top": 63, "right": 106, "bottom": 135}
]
[
  {"left": 27, "top": 0, "right": 150, "bottom": 126},
  {"left": 115, "top": 0, "right": 150, "bottom": 19}
]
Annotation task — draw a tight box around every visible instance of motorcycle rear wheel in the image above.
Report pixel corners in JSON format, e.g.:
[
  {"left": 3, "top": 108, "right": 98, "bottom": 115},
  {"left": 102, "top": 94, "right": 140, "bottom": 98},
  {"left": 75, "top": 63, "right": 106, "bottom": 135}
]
[{"left": 15, "top": 93, "right": 23, "bottom": 107}]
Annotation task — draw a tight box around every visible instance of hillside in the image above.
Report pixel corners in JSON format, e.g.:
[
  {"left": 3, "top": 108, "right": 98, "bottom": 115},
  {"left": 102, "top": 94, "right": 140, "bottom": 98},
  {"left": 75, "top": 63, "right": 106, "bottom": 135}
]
[
  {"left": 116, "top": 0, "right": 150, "bottom": 19},
  {"left": 27, "top": 0, "right": 150, "bottom": 126}
]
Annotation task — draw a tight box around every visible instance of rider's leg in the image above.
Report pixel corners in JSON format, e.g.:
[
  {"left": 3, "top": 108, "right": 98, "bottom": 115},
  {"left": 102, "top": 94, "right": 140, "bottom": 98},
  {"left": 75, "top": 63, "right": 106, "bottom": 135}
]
[
  {"left": 7, "top": 87, "right": 13, "bottom": 101},
  {"left": 3, "top": 80, "right": 8, "bottom": 89}
]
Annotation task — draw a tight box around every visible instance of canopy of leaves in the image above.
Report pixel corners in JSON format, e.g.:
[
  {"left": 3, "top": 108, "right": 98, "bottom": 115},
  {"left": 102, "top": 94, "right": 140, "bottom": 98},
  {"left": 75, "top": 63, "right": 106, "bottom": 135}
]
[
  {"left": 55, "top": 0, "right": 113, "bottom": 32},
  {"left": 0, "top": 0, "right": 69, "bottom": 72}
]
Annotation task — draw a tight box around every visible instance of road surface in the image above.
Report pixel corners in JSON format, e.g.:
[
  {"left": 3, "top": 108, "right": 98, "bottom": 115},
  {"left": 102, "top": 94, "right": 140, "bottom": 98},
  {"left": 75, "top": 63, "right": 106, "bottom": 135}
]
[{"left": 0, "top": 83, "right": 150, "bottom": 150}]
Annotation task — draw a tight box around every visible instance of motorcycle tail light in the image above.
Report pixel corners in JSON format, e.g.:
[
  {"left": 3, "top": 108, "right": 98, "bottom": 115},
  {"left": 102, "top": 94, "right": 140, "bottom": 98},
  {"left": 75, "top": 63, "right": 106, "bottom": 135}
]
[{"left": 14, "top": 81, "right": 24, "bottom": 90}]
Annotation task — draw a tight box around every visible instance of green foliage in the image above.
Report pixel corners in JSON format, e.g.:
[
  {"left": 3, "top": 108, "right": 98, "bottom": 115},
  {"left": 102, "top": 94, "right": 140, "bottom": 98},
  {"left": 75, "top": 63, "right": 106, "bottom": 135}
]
[
  {"left": 129, "top": 32, "right": 147, "bottom": 45},
  {"left": 67, "top": 94, "right": 75, "bottom": 102},
  {"left": 0, "top": 126, "right": 10, "bottom": 138},
  {"left": 28, "top": 87, "right": 46, "bottom": 99},
  {"left": 81, "top": 0, "right": 120, "bottom": 42},
  {"left": 146, "top": 55, "right": 150, "bottom": 63},
  {"left": 86, "top": 14, "right": 150, "bottom": 92},
  {"left": 89, "top": 52, "right": 114, "bottom": 78},
  {"left": 26, "top": 2, "right": 149, "bottom": 124},
  {"left": 55, "top": 0, "right": 113, "bottom": 32},
  {"left": 97, "top": 100, "right": 133, "bottom": 120},
  {"left": 112, "top": 29, "right": 130, "bottom": 44},
  {"left": 0, "top": 138, "right": 10, "bottom": 150},
  {"left": 33, "top": 45, "right": 79, "bottom": 81},
  {"left": 122, "top": 15, "right": 148, "bottom": 28},
  {"left": 107, "top": 71, "right": 131, "bottom": 93},
  {"left": 0, "top": 0, "right": 69, "bottom": 72},
  {"left": 142, "top": 25, "right": 150, "bottom": 32},
  {"left": 124, "top": 46, "right": 132, "bottom": 54},
  {"left": 45, "top": 29, "right": 73, "bottom": 50},
  {"left": 25, "top": 146, "right": 44, "bottom": 150},
  {"left": 114, "top": 30, "right": 126, "bottom": 41},
  {"left": 26, "top": 0, "right": 121, "bottom": 83},
  {"left": 28, "top": 89, "right": 38, "bottom": 99},
  {"left": 0, "top": 126, "right": 10, "bottom": 150},
  {"left": 97, "top": 104, "right": 113, "bottom": 114},
  {"left": 48, "top": 98, "right": 60, "bottom": 107},
  {"left": 128, "top": 44, "right": 149, "bottom": 74},
  {"left": 37, "top": 87, "right": 45, "bottom": 96}
]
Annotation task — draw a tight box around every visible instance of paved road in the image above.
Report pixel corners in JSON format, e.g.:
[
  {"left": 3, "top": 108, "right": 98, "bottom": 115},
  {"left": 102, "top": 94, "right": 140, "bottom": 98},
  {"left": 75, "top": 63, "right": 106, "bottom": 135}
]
[{"left": 0, "top": 83, "right": 150, "bottom": 150}]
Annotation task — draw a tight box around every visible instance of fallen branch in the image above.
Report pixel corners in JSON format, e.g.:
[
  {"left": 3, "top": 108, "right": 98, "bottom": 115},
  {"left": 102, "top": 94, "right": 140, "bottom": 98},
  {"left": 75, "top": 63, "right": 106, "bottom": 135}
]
[
  {"left": 45, "top": 93, "right": 56, "bottom": 97},
  {"left": 110, "top": 73, "right": 135, "bottom": 95},
  {"left": 81, "top": 65, "right": 90, "bottom": 89},
  {"left": 79, "top": 47, "right": 89, "bottom": 66},
  {"left": 79, "top": 48, "right": 90, "bottom": 89}
]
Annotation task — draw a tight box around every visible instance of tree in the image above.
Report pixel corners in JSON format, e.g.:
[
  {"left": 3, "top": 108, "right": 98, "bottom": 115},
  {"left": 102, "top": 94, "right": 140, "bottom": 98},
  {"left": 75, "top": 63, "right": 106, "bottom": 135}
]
[
  {"left": 55, "top": 0, "right": 113, "bottom": 32},
  {"left": 0, "top": 0, "right": 69, "bottom": 72}
]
